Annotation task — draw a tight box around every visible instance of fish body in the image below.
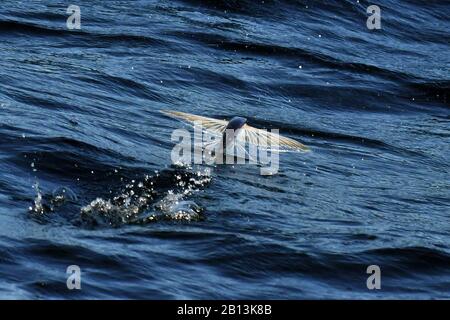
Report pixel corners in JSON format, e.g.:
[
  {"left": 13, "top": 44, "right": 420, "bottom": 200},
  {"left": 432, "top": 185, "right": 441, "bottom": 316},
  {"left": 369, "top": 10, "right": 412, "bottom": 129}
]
[{"left": 221, "top": 116, "right": 247, "bottom": 152}]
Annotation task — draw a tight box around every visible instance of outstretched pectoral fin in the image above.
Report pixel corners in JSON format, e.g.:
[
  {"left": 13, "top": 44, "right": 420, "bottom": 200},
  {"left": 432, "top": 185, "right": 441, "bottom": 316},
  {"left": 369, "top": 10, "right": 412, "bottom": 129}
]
[
  {"left": 161, "top": 110, "right": 227, "bottom": 136},
  {"left": 237, "top": 124, "right": 310, "bottom": 152}
]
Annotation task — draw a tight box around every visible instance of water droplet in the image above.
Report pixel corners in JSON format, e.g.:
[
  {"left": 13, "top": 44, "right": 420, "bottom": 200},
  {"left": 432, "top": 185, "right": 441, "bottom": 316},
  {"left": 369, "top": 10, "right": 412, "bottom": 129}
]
[{"left": 52, "top": 187, "right": 77, "bottom": 205}]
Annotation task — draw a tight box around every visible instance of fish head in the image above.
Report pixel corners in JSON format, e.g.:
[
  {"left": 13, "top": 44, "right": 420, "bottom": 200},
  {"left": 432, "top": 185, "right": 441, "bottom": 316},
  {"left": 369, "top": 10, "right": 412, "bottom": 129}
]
[
  {"left": 222, "top": 116, "right": 247, "bottom": 148},
  {"left": 226, "top": 117, "right": 247, "bottom": 130}
]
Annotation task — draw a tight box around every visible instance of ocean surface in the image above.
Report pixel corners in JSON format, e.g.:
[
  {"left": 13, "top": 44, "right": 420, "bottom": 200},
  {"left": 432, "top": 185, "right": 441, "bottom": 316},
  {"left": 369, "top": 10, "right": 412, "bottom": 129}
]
[{"left": 0, "top": 0, "right": 449, "bottom": 299}]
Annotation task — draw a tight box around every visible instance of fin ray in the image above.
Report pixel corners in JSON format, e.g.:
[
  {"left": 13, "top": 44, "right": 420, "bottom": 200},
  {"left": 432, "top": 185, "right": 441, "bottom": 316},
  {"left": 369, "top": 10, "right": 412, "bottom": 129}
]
[
  {"left": 239, "top": 124, "right": 309, "bottom": 152},
  {"left": 161, "top": 110, "right": 227, "bottom": 135}
]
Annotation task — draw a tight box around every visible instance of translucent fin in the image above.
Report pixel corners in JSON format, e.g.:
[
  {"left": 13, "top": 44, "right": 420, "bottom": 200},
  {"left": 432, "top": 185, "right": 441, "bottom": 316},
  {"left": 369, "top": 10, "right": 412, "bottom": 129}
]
[
  {"left": 234, "top": 139, "right": 257, "bottom": 163},
  {"left": 161, "top": 110, "right": 227, "bottom": 136},
  {"left": 238, "top": 124, "right": 310, "bottom": 152}
]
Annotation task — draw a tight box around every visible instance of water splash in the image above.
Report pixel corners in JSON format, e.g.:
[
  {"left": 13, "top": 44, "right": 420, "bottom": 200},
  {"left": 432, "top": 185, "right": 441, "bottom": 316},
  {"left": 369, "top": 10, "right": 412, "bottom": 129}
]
[
  {"left": 29, "top": 182, "right": 78, "bottom": 215},
  {"left": 29, "top": 181, "right": 44, "bottom": 214},
  {"left": 80, "top": 166, "right": 211, "bottom": 227},
  {"left": 52, "top": 186, "right": 78, "bottom": 205},
  {"left": 28, "top": 165, "right": 211, "bottom": 227},
  {"left": 154, "top": 191, "right": 204, "bottom": 221}
]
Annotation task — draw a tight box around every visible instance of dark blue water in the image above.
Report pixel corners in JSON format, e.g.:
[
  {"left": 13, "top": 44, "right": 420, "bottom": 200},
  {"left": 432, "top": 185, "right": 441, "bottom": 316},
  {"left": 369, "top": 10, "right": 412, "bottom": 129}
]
[{"left": 0, "top": 0, "right": 449, "bottom": 299}]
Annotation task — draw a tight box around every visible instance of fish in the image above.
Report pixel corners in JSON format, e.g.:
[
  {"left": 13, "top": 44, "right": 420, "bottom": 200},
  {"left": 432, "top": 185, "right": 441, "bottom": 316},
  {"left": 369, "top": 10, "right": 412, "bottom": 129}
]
[{"left": 160, "top": 110, "right": 310, "bottom": 153}]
